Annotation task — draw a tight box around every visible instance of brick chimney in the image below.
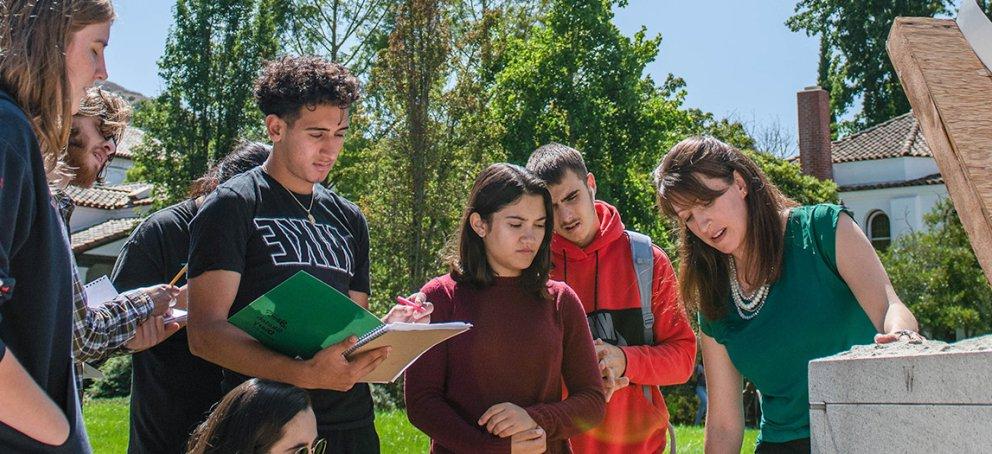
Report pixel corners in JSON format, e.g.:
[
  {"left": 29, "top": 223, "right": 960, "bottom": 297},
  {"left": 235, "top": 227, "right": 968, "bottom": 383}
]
[{"left": 797, "top": 86, "right": 833, "bottom": 181}]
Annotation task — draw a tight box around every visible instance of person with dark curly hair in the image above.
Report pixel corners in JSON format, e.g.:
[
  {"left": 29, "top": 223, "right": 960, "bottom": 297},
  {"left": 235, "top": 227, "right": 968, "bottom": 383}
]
[{"left": 186, "top": 56, "right": 433, "bottom": 454}]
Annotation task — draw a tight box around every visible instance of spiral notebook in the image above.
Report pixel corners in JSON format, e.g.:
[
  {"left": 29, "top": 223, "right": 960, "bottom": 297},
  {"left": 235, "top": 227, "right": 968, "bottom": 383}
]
[
  {"left": 345, "top": 321, "right": 471, "bottom": 383},
  {"left": 228, "top": 270, "right": 470, "bottom": 383}
]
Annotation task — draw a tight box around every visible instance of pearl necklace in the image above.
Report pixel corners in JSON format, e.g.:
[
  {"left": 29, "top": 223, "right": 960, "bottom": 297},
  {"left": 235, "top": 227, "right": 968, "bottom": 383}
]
[{"left": 728, "top": 256, "right": 769, "bottom": 320}]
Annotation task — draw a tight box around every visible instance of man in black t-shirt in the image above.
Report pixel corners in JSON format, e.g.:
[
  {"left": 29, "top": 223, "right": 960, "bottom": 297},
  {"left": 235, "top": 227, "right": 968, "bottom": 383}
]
[
  {"left": 186, "top": 56, "right": 432, "bottom": 454},
  {"left": 112, "top": 142, "right": 271, "bottom": 454}
]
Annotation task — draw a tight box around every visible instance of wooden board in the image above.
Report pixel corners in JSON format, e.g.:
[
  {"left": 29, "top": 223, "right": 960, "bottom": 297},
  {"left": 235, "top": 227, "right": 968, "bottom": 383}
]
[{"left": 887, "top": 18, "right": 992, "bottom": 285}]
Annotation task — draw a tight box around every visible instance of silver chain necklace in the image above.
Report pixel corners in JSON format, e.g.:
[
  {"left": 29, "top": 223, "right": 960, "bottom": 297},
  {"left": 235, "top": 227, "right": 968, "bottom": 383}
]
[
  {"left": 281, "top": 183, "right": 317, "bottom": 225},
  {"left": 728, "top": 256, "right": 769, "bottom": 320}
]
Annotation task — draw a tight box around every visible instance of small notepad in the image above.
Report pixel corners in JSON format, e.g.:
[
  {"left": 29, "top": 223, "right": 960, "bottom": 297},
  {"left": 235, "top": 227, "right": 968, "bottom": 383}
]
[
  {"left": 85, "top": 275, "right": 185, "bottom": 324},
  {"left": 84, "top": 276, "right": 119, "bottom": 309}
]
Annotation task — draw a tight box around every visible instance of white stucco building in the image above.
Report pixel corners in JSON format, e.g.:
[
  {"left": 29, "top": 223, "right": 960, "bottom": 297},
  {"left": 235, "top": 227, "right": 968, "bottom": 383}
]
[{"left": 795, "top": 87, "right": 947, "bottom": 249}]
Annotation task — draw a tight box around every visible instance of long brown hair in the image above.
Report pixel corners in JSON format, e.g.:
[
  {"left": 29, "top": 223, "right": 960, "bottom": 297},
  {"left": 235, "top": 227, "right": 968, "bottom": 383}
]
[
  {"left": 446, "top": 163, "right": 555, "bottom": 300},
  {"left": 653, "top": 137, "right": 796, "bottom": 320},
  {"left": 0, "top": 0, "right": 115, "bottom": 181},
  {"left": 187, "top": 379, "right": 312, "bottom": 454}
]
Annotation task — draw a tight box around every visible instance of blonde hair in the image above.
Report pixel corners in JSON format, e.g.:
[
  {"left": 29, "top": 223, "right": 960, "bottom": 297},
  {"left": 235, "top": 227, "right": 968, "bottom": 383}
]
[
  {"left": 0, "top": 0, "right": 115, "bottom": 183},
  {"left": 75, "top": 87, "right": 132, "bottom": 145}
]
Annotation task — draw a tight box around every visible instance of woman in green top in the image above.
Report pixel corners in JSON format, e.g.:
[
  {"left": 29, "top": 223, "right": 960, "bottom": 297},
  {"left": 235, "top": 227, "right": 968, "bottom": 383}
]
[{"left": 652, "top": 137, "right": 922, "bottom": 453}]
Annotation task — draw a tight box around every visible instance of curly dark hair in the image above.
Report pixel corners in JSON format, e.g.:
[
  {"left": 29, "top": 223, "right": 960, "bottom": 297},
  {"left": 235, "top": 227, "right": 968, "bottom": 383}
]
[{"left": 254, "top": 56, "right": 360, "bottom": 124}]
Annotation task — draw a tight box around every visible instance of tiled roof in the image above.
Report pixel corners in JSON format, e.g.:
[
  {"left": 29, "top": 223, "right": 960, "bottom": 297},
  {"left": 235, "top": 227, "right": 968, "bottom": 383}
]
[
  {"left": 792, "top": 112, "right": 934, "bottom": 165},
  {"left": 71, "top": 218, "right": 140, "bottom": 253},
  {"left": 114, "top": 127, "right": 144, "bottom": 160},
  {"left": 830, "top": 112, "right": 932, "bottom": 163},
  {"left": 838, "top": 173, "right": 944, "bottom": 192},
  {"left": 64, "top": 183, "right": 155, "bottom": 210}
]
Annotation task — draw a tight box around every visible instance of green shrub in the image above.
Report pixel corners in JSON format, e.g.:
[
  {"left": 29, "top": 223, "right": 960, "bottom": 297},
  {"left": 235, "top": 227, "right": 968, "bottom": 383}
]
[
  {"left": 85, "top": 356, "right": 132, "bottom": 399},
  {"left": 372, "top": 381, "right": 405, "bottom": 411},
  {"left": 663, "top": 383, "right": 699, "bottom": 425}
]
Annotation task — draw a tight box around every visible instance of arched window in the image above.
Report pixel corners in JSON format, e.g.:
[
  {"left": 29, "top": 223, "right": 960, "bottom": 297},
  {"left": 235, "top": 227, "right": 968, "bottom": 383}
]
[{"left": 867, "top": 210, "right": 891, "bottom": 250}]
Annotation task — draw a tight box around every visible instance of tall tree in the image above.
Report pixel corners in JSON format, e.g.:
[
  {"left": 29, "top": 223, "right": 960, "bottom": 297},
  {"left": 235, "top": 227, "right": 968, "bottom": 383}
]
[
  {"left": 131, "top": 0, "right": 287, "bottom": 203},
  {"left": 488, "top": 0, "right": 691, "bottom": 241},
  {"left": 355, "top": 0, "right": 456, "bottom": 313},
  {"left": 285, "top": 0, "right": 393, "bottom": 77},
  {"left": 786, "top": 0, "right": 955, "bottom": 133},
  {"left": 331, "top": 0, "right": 543, "bottom": 318}
]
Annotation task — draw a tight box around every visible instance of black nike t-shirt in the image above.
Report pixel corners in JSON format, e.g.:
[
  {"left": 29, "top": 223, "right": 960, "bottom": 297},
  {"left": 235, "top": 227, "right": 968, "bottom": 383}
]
[
  {"left": 188, "top": 166, "right": 373, "bottom": 431},
  {"left": 111, "top": 199, "right": 225, "bottom": 454}
]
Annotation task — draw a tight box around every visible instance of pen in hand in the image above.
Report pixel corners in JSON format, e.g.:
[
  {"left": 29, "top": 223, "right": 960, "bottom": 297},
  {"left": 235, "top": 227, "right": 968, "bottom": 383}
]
[{"left": 395, "top": 295, "right": 426, "bottom": 313}]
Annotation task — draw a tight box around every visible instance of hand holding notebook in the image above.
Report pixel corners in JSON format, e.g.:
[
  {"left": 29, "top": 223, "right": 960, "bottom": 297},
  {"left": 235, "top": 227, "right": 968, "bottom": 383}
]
[{"left": 228, "top": 271, "right": 470, "bottom": 383}]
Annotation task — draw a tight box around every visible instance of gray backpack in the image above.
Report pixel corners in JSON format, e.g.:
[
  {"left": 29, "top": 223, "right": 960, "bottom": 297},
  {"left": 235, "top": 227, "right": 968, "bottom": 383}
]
[{"left": 628, "top": 230, "right": 677, "bottom": 453}]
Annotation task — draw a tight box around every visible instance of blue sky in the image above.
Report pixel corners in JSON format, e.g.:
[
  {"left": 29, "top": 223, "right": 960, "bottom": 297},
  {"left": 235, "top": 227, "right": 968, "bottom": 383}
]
[{"left": 106, "top": 1, "right": 822, "bottom": 146}]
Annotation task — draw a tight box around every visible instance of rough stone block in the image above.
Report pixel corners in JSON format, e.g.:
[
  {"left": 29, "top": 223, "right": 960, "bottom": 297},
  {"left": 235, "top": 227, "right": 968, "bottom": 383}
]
[{"left": 809, "top": 335, "right": 992, "bottom": 453}]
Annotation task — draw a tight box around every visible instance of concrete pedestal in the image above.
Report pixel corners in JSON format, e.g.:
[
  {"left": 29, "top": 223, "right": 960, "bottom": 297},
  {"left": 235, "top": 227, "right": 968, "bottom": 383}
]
[{"left": 809, "top": 335, "right": 992, "bottom": 453}]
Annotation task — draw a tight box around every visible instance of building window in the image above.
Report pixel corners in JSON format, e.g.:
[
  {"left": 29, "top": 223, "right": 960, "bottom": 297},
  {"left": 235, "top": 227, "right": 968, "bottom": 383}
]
[{"left": 867, "top": 210, "right": 891, "bottom": 250}]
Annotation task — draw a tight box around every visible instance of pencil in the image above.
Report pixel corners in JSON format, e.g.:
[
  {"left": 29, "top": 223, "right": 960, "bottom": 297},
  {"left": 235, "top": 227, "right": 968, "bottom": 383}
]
[{"left": 168, "top": 265, "right": 187, "bottom": 286}]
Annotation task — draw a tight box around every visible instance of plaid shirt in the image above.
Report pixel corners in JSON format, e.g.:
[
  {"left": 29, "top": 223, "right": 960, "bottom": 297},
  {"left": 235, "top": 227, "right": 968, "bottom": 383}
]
[{"left": 53, "top": 189, "right": 155, "bottom": 390}]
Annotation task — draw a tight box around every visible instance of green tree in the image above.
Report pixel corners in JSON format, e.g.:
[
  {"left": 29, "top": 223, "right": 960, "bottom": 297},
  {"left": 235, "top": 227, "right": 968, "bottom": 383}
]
[
  {"left": 328, "top": 0, "right": 543, "bottom": 319},
  {"left": 130, "top": 0, "right": 288, "bottom": 203},
  {"left": 745, "top": 150, "right": 837, "bottom": 206},
  {"left": 883, "top": 199, "right": 992, "bottom": 341},
  {"left": 489, "top": 0, "right": 692, "bottom": 243},
  {"left": 786, "top": 0, "right": 954, "bottom": 134},
  {"left": 285, "top": 0, "right": 393, "bottom": 77}
]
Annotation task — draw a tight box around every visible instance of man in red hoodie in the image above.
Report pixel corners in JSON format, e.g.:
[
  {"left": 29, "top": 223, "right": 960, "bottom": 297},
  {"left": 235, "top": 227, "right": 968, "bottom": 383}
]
[{"left": 526, "top": 143, "right": 697, "bottom": 454}]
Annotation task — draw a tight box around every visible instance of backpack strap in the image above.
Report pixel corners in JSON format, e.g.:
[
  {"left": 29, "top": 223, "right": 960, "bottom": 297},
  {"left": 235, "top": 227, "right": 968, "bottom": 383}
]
[
  {"left": 627, "top": 230, "right": 655, "bottom": 345},
  {"left": 627, "top": 230, "right": 656, "bottom": 403}
]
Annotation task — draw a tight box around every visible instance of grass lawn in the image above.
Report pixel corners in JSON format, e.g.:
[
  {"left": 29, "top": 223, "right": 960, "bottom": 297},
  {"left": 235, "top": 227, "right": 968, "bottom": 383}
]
[{"left": 84, "top": 398, "right": 758, "bottom": 453}]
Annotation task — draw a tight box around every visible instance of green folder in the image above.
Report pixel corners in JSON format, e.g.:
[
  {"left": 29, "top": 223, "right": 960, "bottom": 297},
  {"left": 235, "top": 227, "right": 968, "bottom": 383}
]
[{"left": 228, "top": 270, "right": 382, "bottom": 359}]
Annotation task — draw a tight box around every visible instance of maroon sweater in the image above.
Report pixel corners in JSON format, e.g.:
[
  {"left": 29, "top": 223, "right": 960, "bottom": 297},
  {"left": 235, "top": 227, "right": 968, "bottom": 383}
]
[{"left": 405, "top": 274, "right": 606, "bottom": 453}]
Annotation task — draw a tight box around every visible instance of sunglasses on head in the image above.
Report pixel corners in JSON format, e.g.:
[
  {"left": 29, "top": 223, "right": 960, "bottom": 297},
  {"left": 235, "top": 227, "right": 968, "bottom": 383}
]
[{"left": 293, "top": 438, "right": 326, "bottom": 454}]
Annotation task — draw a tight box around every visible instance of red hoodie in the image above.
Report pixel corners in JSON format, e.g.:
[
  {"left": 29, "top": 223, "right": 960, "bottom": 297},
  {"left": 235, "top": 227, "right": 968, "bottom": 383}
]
[{"left": 553, "top": 201, "right": 697, "bottom": 454}]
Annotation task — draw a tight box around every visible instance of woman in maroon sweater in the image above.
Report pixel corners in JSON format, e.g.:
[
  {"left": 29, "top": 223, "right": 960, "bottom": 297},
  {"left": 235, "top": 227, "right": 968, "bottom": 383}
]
[{"left": 405, "top": 163, "right": 606, "bottom": 454}]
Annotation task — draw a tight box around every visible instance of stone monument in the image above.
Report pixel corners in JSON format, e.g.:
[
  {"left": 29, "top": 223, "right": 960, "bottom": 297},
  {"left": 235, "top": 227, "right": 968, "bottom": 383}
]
[{"left": 809, "top": 2, "right": 992, "bottom": 452}]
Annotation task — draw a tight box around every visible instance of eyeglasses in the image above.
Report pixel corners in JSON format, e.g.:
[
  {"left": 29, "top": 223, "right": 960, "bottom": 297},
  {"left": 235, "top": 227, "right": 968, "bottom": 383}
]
[{"left": 294, "top": 438, "right": 326, "bottom": 454}]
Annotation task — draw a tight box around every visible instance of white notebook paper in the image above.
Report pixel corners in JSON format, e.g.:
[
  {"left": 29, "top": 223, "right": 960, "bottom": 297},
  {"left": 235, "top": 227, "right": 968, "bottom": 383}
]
[
  {"left": 346, "top": 322, "right": 472, "bottom": 383},
  {"left": 84, "top": 275, "right": 185, "bottom": 324},
  {"left": 83, "top": 276, "right": 119, "bottom": 309}
]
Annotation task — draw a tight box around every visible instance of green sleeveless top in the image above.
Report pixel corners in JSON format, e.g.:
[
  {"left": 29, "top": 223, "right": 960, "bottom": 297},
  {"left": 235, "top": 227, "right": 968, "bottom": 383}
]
[{"left": 700, "top": 204, "right": 876, "bottom": 443}]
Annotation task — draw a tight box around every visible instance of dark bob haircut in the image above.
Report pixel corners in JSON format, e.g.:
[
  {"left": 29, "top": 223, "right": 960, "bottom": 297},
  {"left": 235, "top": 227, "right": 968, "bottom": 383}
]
[{"left": 447, "top": 163, "right": 554, "bottom": 300}]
